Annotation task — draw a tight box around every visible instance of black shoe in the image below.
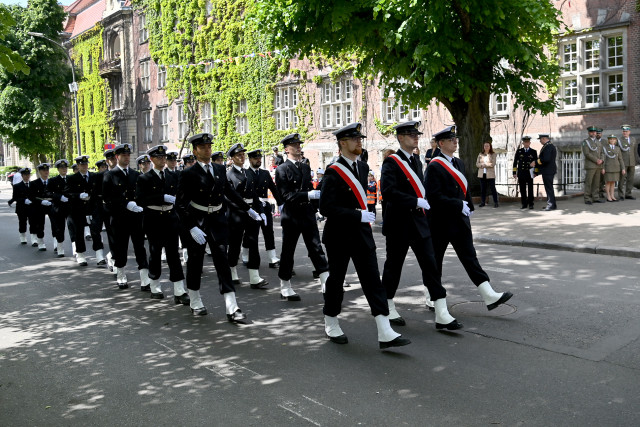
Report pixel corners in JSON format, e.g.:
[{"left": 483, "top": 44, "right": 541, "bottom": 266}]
[
  {"left": 529, "top": 205, "right": 534, "bottom": 209},
  {"left": 494, "top": 203, "right": 499, "bottom": 208},
  {"left": 57, "top": 253, "right": 64, "bottom": 258},
  {"left": 543, "top": 206, "right": 556, "bottom": 211},
  {"left": 150, "top": 292, "right": 164, "bottom": 299},
  {"left": 479, "top": 203, "right": 485, "bottom": 207},
  {"left": 118, "top": 283, "right": 129, "bottom": 290},
  {"left": 231, "top": 279, "right": 241, "bottom": 285},
  {"left": 585, "top": 201, "right": 593, "bottom": 205},
  {"left": 38, "top": 247, "right": 46, "bottom": 252},
  {"left": 174, "top": 293, "right": 190, "bottom": 305},
  {"left": 140, "top": 284, "right": 151, "bottom": 292},
  {"left": 291, "top": 270, "right": 296, "bottom": 276},
  {"left": 280, "top": 293, "right": 301, "bottom": 301},
  {"left": 242, "top": 260, "right": 248, "bottom": 266},
  {"left": 85, "top": 235, "right": 92, "bottom": 241},
  {"left": 107, "top": 264, "right": 114, "bottom": 272},
  {"left": 20, "top": 241, "right": 27, "bottom": 245},
  {"left": 227, "top": 309, "right": 247, "bottom": 323},
  {"left": 487, "top": 292, "right": 513, "bottom": 311},
  {"left": 78, "top": 261, "right": 88, "bottom": 266},
  {"left": 327, "top": 334, "right": 348, "bottom": 344},
  {"left": 594, "top": 200, "right": 605, "bottom": 203},
  {"left": 520, "top": 205, "right": 527, "bottom": 209},
  {"left": 31, "top": 242, "right": 38, "bottom": 247},
  {"left": 379, "top": 336, "right": 411, "bottom": 349},
  {"left": 626, "top": 196, "right": 636, "bottom": 200},
  {"left": 269, "top": 261, "right": 280, "bottom": 268},
  {"left": 250, "top": 279, "right": 269, "bottom": 289},
  {"left": 54, "top": 247, "right": 57, "bottom": 253},
  {"left": 191, "top": 306, "right": 208, "bottom": 316},
  {"left": 436, "top": 319, "right": 464, "bottom": 330},
  {"left": 97, "top": 259, "right": 106, "bottom": 266},
  {"left": 312, "top": 270, "right": 320, "bottom": 279},
  {"left": 389, "top": 317, "right": 406, "bottom": 326}
]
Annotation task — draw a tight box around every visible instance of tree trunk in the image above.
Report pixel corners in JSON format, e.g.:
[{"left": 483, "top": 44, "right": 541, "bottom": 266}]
[{"left": 442, "top": 91, "right": 491, "bottom": 196}]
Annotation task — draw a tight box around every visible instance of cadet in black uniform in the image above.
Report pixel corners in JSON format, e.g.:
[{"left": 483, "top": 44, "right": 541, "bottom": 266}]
[
  {"left": 102, "top": 144, "right": 150, "bottom": 289},
  {"left": 512, "top": 136, "right": 538, "bottom": 209},
  {"left": 165, "top": 151, "right": 179, "bottom": 173},
  {"left": 48, "top": 160, "right": 71, "bottom": 256},
  {"left": 225, "top": 143, "right": 267, "bottom": 289},
  {"left": 182, "top": 153, "right": 196, "bottom": 169},
  {"left": 272, "top": 146, "right": 284, "bottom": 166},
  {"left": 211, "top": 151, "right": 225, "bottom": 165},
  {"left": 320, "top": 123, "right": 411, "bottom": 349},
  {"left": 275, "top": 133, "right": 330, "bottom": 301},
  {"left": 12, "top": 168, "right": 33, "bottom": 245},
  {"left": 536, "top": 133, "right": 557, "bottom": 211},
  {"left": 176, "top": 133, "right": 261, "bottom": 320},
  {"left": 29, "top": 163, "right": 53, "bottom": 251},
  {"left": 102, "top": 148, "right": 120, "bottom": 272},
  {"left": 136, "top": 154, "right": 152, "bottom": 173},
  {"left": 88, "top": 159, "right": 108, "bottom": 265},
  {"left": 135, "top": 145, "right": 189, "bottom": 304}
]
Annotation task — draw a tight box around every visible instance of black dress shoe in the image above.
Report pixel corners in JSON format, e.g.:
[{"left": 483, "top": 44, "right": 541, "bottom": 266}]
[
  {"left": 118, "top": 283, "right": 129, "bottom": 290},
  {"left": 487, "top": 292, "right": 513, "bottom": 311},
  {"left": 389, "top": 317, "right": 406, "bottom": 326},
  {"left": 327, "top": 334, "right": 348, "bottom": 344},
  {"left": 78, "top": 261, "right": 88, "bottom": 266},
  {"left": 585, "top": 201, "right": 593, "bottom": 205},
  {"left": 174, "top": 293, "right": 190, "bottom": 305},
  {"left": 250, "top": 279, "right": 269, "bottom": 289},
  {"left": 232, "top": 279, "right": 241, "bottom": 285},
  {"left": 54, "top": 247, "right": 57, "bottom": 253},
  {"left": 140, "top": 284, "right": 151, "bottom": 292},
  {"left": 520, "top": 205, "right": 527, "bottom": 210},
  {"left": 20, "top": 241, "right": 27, "bottom": 245},
  {"left": 268, "top": 261, "right": 280, "bottom": 268},
  {"left": 150, "top": 292, "right": 164, "bottom": 299},
  {"left": 436, "top": 319, "right": 463, "bottom": 330},
  {"left": 280, "top": 293, "right": 301, "bottom": 301},
  {"left": 529, "top": 205, "right": 534, "bottom": 209},
  {"left": 97, "top": 259, "right": 106, "bottom": 266},
  {"left": 38, "top": 247, "right": 46, "bottom": 252},
  {"left": 379, "top": 336, "right": 411, "bottom": 349},
  {"left": 191, "top": 306, "right": 208, "bottom": 316},
  {"left": 31, "top": 242, "right": 38, "bottom": 247},
  {"left": 478, "top": 203, "right": 485, "bottom": 207},
  {"left": 594, "top": 200, "right": 605, "bottom": 203},
  {"left": 626, "top": 196, "right": 636, "bottom": 200},
  {"left": 57, "top": 253, "right": 64, "bottom": 258},
  {"left": 242, "top": 260, "right": 248, "bottom": 266},
  {"left": 312, "top": 270, "right": 320, "bottom": 279},
  {"left": 494, "top": 203, "right": 499, "bottom": 208},
  {"left": 227, "top": 309, "right": 247, "bottom": 323},
  {"left": 85, "top": 235, "right": 92, "bottom": 241}
]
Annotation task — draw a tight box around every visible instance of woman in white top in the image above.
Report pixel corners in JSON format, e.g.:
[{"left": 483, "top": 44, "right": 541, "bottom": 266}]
[{"left": 476, "top": 140, "right": 498, "bottom": 207}]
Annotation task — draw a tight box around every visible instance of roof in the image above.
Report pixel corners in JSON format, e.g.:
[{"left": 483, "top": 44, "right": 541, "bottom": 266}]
[{"left": 68, "top": 0, "right": 106, "bottom": 39}]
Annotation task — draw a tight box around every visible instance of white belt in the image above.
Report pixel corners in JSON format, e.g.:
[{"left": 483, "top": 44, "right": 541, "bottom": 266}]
[
  {"left": 190, "top": 201, "right": 222, "bottom": 213},
  {"left": 259, "top": 197, "right": 269, "bottom": 203},
  {"left": 146, "top": 205, "right": 173, "bottom": 212}
]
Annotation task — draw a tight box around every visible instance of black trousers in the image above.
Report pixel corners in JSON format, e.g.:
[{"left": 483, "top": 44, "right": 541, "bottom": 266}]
[
  {"left": 480, "top": 175, "right": 498, "bottom": 204},
  {"left": 69, "top": 214, "right": 103, "bottom": 253},
  {"left": 228, "top": 208, "right": 260, "bottom": 269},
  {"left": 50, "top": 207, "right": 68, "bottom": 242},
  {"left": 185, "top": 219, "right": 235, "bottom": 294},
  {"left": 243, "top": 202, "right": 275, "bottom": 251},
  {"left": 382, "top": 234, "right": 447, "bottom": 301},
  {"left": 278, "top": 211, "right": 328, "bottom": 281},
  {"left": 143, "top": 211, "right": 184, "bottom": 282},
  {"left": 110, "top": 211, "right": 148, "bottom": 269},
  {"left": 542, "top": 174, "right": 556, "bottom": 208},
  {"left": 31, "top": 207, "right": 52, "bottom": 238},
  {"left": 517, "top": 172, "right": 534, "bottom": 207},
  {"left": 323, "top": 242, "right": 388, "bottom": 317},
  {"left": 367, "top": 203, "right": 376, "bottom": 213},
  {"left": 429, "top": 217, "right": 490, "bottom": 286},
  {"left": 17, "top": 211, "right": 30, "bottom": 234},
  {"left": 91, "top": 205, "right": 112, "bottom": 251}
]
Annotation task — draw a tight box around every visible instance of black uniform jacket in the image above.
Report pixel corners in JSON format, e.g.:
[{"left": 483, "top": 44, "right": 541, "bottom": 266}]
[
  {"left": 275, "top": 159, "right": 316, "bottom": 222},
  {"left": 65, "top": 172, "right": 100, "bottom": 216},
  {"left": 135, "top": 169, "right": 179, "bottom": 209},
  {"left": 226, "top": 167, "right": 263, "bottom": 213},
  {"left": 380, "top": 150, "right": 430, "bottom": 239},
  {"left": 512, "top": 148, "right": 538, "bottom": 175},
  {"left": 176, "top": 162, "right": 250, "bottom": 231},
  {"left": 425, "top": 153, "right": 474, "bottom": 230},
  {"left": 319, "top": 157, "right": 375, "bottom": 250},
  {"left": 249, "top": 168, "right": 284, "bottom": 206},
  {"left": 29, "top": 178, "right": 54, "bottom": 208},
  {"left": 48, "top": 175, "right": 70, "bottom": 215},
  {"left": 537, "top": 143, "right": 557, "bottom": 176},
  {"left": 102, "top": 167, "right": 140, "bottom": 215},
  {"left": 12, "top": 181, "right": 31, "bottom": 215}
]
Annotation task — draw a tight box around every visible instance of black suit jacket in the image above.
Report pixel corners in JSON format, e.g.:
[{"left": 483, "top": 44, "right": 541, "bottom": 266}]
[
  {"left": 226, "top": 167, "right": 263, "bottom": 213},
  {"left": 48, "top": 175, "right": 71, "bottom": 215},
  {"left": 380, "top": 150, "right": 430, "bottom": 239},
  {"left": 249, "top": 168, "right": 283, "bottom": 206},
  {"left": 135, "top": 169, "right": 179, "bottom": 209},
  {"left": 319, "top": 157, "right": 375, "bottom": 250},
  {"left": 537, "top": 142, "right": 557, "bottom": 176},
  {"left": 512, "top": 147, "right": 538, "bottom": 176},
  {"left": 102, "top": 167, "right": 140, "bottom": 215},
  {"left": 64, "top": 172, "right": 99, "bottom": 216},
  {"left": 12, "top": 181, "right": 31, "bottom": 215},
  {"left": 29, "top": 178, "right": 54, "bottom": 209},
  {"left": 425, "top": 154, "right": 474, "bottom": 229},
  {"left": 275, "top": 159, "right": 317, "bottom": 222}
]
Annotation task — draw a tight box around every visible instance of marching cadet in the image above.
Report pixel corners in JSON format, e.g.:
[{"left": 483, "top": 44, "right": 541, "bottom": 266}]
[
  {"left": 176, "top": 133, "right": 261, "bottom": 320},
  {"left": 64, "top": 155, "right": 105, "bottom": 266},
  {"left": 602, "top": 135, "right": 626, "bottom": 202},
  {"left": 29, "top": 163, "right": 53, "bottom": 251},
  {"left": 320, "top": 122, "right": 411, "bottom": 349},
  {"left": 211, "top": 151, "right": 225, "bottom": 165},
  {"left": 90, "top": 159, "right": 109, "bottom": 265},
  {"left": 102, "top": 144, "right": 150, "bottom": 289},
  {"left": 49, "top": 160, "right": 71, "bottom": 256},
  {"left": 536, "top": 133, "right": 557, "bottom": 211},
  {"left": 182, "top": 153, "right": 196, "bottom": 169},
  {"left": 582, "top": 126, "right": 605, "bottom": 205},
  {"left": 103, "top": 148, "right": 120, "bottom": 272},
  {"left": 512, "top": 136, "right": 538, "bottom": 209},
  {"left": 380, "top": 121, "right": 460, "bottom": 329},
  {"left": 225, "top": 143, "right": 268, "bottom": 289},
  {"left": 136, "top": 154, "right": 152, "bottom": 173},
  {"left": 241, "top": 149, "right": 283, "bottom": 269},
  {"left": 426, "top": 125, "right": 513, "bottom": 313},
  {"left": 165, "top": 152, "right": 179, "bottom": 172},
  {"left": 12, "top": 168, "right": 33, "bottom": 245},
  {"left": 272, "top": 146, "right": 284, "bottom": 166},
  {"left": 617, "top": 124, "right": 637, "bottom": 200},
  {"left": 275, "top": 133, "right": 330, "bottom": 301},
  {"left": 135, "top": 145, "right": 189, "bottom": 303}
]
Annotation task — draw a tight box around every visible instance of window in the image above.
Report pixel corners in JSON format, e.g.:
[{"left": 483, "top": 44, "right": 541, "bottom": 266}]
[
  {"left": 139, "top": 14, "right": 148, "bottom": 43},
  {"left": 321, "top": 77, "right": 354, "bottom": 129},
  {"left": 205, "top": 0, "right": 213, "bottom": 16},
  {"left": 584, "top": 40, "right": 599, "bottom": 69},
  {"left": 141, "top": 61, "right": 150, "bottom": 92},
  {"left": 111, "top": 82, "right": 122, "bottom": 110},
  {"left": 585, "top": 76, "right": 600, "bottom": 105},
  {"left": 607, "top": 35, "right": 623, "bottom": 67},
  {"left": 159, "top": 107, "right": 168, "bottom": 141},
  {"left": 381, "top": 88, "right": 420, "bottom": 124},
  {"left": 178, "top": 104, "right": 188, "bottom": 139},
  {"left": 608, "top": 73, "right": 623, "bottom": 103},
  {"left": 143, "top": 110, "right": 152, "bottom": 142},
  {"left": 236, "top": 99, "right": 248, "bottom": 134},
  {"left": 274, "top": 86, "right": 298, "bottom": 130},
  {"left": 157, "top": 66, "right": 166, "bottom": 89},
  {"left": 562, "top": 43, "right": 577, "bottom": 72},
  {"left": 88, "top": 53, "right": 93, "bottom": 74},
  {"left": 563, "top": 78, "right": 578, "bottom": 107},
  {"left": 201, "top": 102, "right": 212, "bottom": 133}
]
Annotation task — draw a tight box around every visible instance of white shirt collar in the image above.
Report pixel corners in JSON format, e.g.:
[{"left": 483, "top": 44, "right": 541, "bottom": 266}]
[
  {"left": 198, "top": 160, "right": 212, "bottom": 170},
  {"left": 117, "top": 165, "right": 128, "bottom": 173},
  {"left": 250, "top": 166, "right": 260, "bottom": 172},
  {"left": 398, "top": 148, "right": 413, "bottom": 160},
  {"left": 153, "top": 168, "right": 164, "bottom": 178},
  {"left": 233, "top": 164, "right": 243, "bottom": 172},
  {"left": 340, "top": 154, "right": 358, "bottom": 166},
  {"left": 442, "top": 153, "right": 453, "bottom": 162}
]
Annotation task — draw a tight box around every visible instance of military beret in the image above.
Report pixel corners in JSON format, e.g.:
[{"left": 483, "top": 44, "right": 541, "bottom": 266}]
[
  {"left": 587, "top": 126, "right": 598, "bottom": 132},
  {"left": 537, "top": 134, "right": 550, "bottom": 139},
  {"left": 211, "top": 151, "right": 225, "bottom": 161},
  {"left": 104, "top": 148, "right": 116, "bottom": 158},
  {"left": 20, "top": 167, "right": 31, "bottom": 175},
  {"left": 95, "top": 159, "right": 107, "bottom": 168},
  {"left": 247, "top": 149, "right": 262, "bottom": 158},
  {"left": 621, "top": 124, "right": 631, "bottom": 131},
  {"left": 54, "top": 159, "right": 69, "bottom": 168},
  {"left": 521, "top": 135, "right": 532, "bottom": 141},
  {"left": 227, "top": 143, "right": 247, "bottom": 158},
  {"left": 188, "top": 133, "right": 214, "bottom": 146},
  {"left": 114, "top": 143, "right": 132, "bottom": 155},
  {"left": 394, "top": 120, "right": 423, "bottom": 135},
  {"left": 333, "top": 123, "right": 366, "bottom": 140},
  {"left": 75, "top": 155, "right": 90, "bottom": 164},
  {"left": 434, "top": 125, "right": 457, "bottom": 141},
  {"left": 136, "top": 154, "right": 151, "bottom": 164},
  {"left": 182, "top": 154, "right": 196, "bottom": 162},
  {"left": 146, "top": 145, "right": 168, "bottom": 157},
  {"left": 280, "top": 133, "right": 303, "bottom": 147},
  {"left": 37, "top": 163, "right": 50, "bottom": 170}
]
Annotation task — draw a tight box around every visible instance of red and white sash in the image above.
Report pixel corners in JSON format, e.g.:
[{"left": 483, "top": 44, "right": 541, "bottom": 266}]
[
  {"left": 389, "top": 154, "right": 425, "bottom": 198},
  {"left": 430, "top": 157, "right": 468, "bottom": 196},
  {"left": 329, "top": 162, "right": 367, "bottom": 210}
]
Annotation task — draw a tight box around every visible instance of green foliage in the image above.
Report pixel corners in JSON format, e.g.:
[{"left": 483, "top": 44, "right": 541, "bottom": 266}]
[
  {"left": 0, "top": 165, "right": 20, "bottom": 175},
  {"left": 0, "top": 5, "right": 29, "bottom": 75},
  {"left": 374, "top": 117, "right": 396, "bottom": 137}
]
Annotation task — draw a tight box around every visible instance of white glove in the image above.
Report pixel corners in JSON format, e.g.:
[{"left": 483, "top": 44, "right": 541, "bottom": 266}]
[
  {"left": 86, "top": 215, "right": 93, "bottom": 223},
  {"left": 307, "top": 190, "right": 321, "bottom": 200},
  {"left": 260, "top": 213, "right": 267, "bottom": 225},
  {"left": 60, "top": 195, "right": 69, "bottom": 203},
  {"left": 190, "top": 226, "right": 207, "bottom": 245},
  {"left": 361, "top": 210, "right": 376, "bottom": 223},
  {"left": 462, "top": 200, "right": 471, "bottom": 217},
  {"left": 417, "top": 198, "right": 430, "bottom": 210},
  {"left": 261, "top": 200, "right": 267, "bottom": 207},
  {"left": 79, "top": 192, "right": 89, "bottom": 200},
  {"left": 41, "top": 200, "right": 52, "bottom": 206},
  {"left": 24, "top": 199, "right": 32, "bottom": 205},
  {"left": 247, "top": 208, "right": 261, "bottom": 221},
  {"left": 126, "top": 201, "right": 143, "bottom": 213},
  {"left": 163, "top": 194, "right": 176, "bottom": 204}
]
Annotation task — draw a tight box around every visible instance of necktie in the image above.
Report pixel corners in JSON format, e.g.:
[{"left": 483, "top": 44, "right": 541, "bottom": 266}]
[
  {"left": 159, "top": 170, "right": 165, "bottom": 181},
  {"left": 410, "top": 156, "right": 419, "bottom": 174},
  {"left": 295, "top": 161, "right": 302, "bottom": 171},
  {"left": 205, "top": 164, "right": 214, "bottom": 177},
  {"left": 84, "top": 174, "right": 89, "bottom": 183},
  {"left": 44, "top": 180, "right": 48, "bottom": 187},
  {"left": 123, "top": 168, "right": 128, "bottom": 177},
  {"left": 352, "top": 162, "right": 359, "bottom": 180},
  {"left": 451, "top": 158, "right": 459, "bottom": 170},
  {"left": 525, "top": 149, "right": 529, "bottom": 153},
  {"left": 63, "top": 177, "right": 66, "bottom": 184}
]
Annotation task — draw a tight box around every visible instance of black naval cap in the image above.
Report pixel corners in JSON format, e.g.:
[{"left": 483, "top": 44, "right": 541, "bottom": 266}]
[
  {"left": 280, "top": 133, "right": 303, "bottom": 147},
  {"left": 75, "top": 155, "right": 90, "bottom": 164},
  {"left": 136, "top": 154, "right": 151, "bottom": 165},
  {"left": 227, "top": 143, "right": 247, "bottom": 158},
  {"left": 96, "top": 159, "right": 107, "bottom": 168},
  {"left": 333, "top": 122, "right": 366, "bottom": 140},
  {"left": 537, "top": 133, "right": 550, "bottom": 139},
  {"left": 20, "top": 167, "right": 31, "bottom": 175},
  {"left": 394, "top": 120, "right": 423, "bottom": 135},
  {"left": 188, "top": 133, "right": 214, "bottom": 146},
  {"left": 587, "top": 125, "right": 598, "bottom": 132},
  {"left": 182, "top": 153, "right": 196, "bottom": 162},
  {"left": 433, "top": 125, "right": 457, "bottom": 141},
  {"left": 37, "top": 163, "right": 50, "bottom": 170},
  {"left": 114, "top": 143, "right": 132, "bottom": 155},
  {"left": 521, "top": 135, "right": 532, "bottom": 141},
  {"left": 146, "top": 145, "right": 168, "bottom": 157},
  {"left": 211, "top": 151, "right": 224, "bottom": 162},
  {"left": 104, "top": 148, "right": 116, "bottom": 158},
  {"left": 54, "top": 159, "right": 69, "bottom": 168},
  {"left": 166, "top": 151, "right": 179, "bottom": 161},
  {"left": 272, "top": 146, "right": 279, "bottom": 152},
  {"left": 247, "top": 149, "right": 262, "bottom": 159}
]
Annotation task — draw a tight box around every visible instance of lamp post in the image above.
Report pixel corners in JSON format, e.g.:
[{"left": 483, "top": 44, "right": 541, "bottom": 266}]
[{"left": 28, "top": 32, "right": 82, "bottom": 156}]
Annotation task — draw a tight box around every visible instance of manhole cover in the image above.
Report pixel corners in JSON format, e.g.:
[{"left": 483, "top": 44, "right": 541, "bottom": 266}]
[{"left": 450, "top": 301, "right": 516, "bottom": 317}]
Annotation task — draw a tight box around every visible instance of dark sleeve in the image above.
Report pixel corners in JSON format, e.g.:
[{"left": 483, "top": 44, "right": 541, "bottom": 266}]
[
  {"left": 512, "top": 150, "right": 518, "bottom": 172},
  {"left": 380, "top": 157, "right": 418, "bottom": 209},
  {"left": 267, "top": 174, "right": 284, "bottom": 205},
  {"left": 319, "top": 168, "right": 362, "bottom": 224},
  {"left": 223, "top": 176, "right": 251, "bottom": 212},
  {"left": 63, "top": 176, "right": 81, "bottom": 200},
  {"left": 425, "top": 163, "right": 464, "bottom": 214},
  {"left": 176, "top": 169, "right": 197, "bottom": 230},
  {"left": 135, "top": 174, "right": 164, "bottom": 207},
  {"left": 275, "top": 165, "right": 310, "bottom": 205}
]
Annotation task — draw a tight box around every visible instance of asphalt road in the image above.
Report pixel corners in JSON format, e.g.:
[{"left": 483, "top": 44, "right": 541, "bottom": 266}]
[{"left": 1, "top": 190, "right": 639, "bottom": 426}]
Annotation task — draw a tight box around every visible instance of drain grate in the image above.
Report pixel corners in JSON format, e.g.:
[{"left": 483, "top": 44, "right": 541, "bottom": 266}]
[{"left": 450, "top": 301, "right": 516, "bottom": 317}]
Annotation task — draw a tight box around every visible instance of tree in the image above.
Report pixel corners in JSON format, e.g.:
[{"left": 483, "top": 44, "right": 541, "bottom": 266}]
[
  {"left": 0, "top": 0, "right": 70, "bottom": 164},
  {"left": 254, "top": 0, "right": 561, "bottom": 183},
  {"left": 0, "top": 4, "right": 29, "bottom": 75}
]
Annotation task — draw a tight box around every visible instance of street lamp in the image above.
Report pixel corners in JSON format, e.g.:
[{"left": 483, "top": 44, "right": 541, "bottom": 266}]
[{"left": 27, "top": 31, "right": 82, "bottom": 156}]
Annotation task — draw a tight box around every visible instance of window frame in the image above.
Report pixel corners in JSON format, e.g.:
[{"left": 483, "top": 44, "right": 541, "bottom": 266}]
[{"left": 320, "top": 77, "right": 355, "bottom": 130}]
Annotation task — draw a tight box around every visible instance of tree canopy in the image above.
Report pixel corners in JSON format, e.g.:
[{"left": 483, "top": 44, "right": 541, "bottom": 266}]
[{"left": 0, "top": 4, "right": 29, "bottom": 76}]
